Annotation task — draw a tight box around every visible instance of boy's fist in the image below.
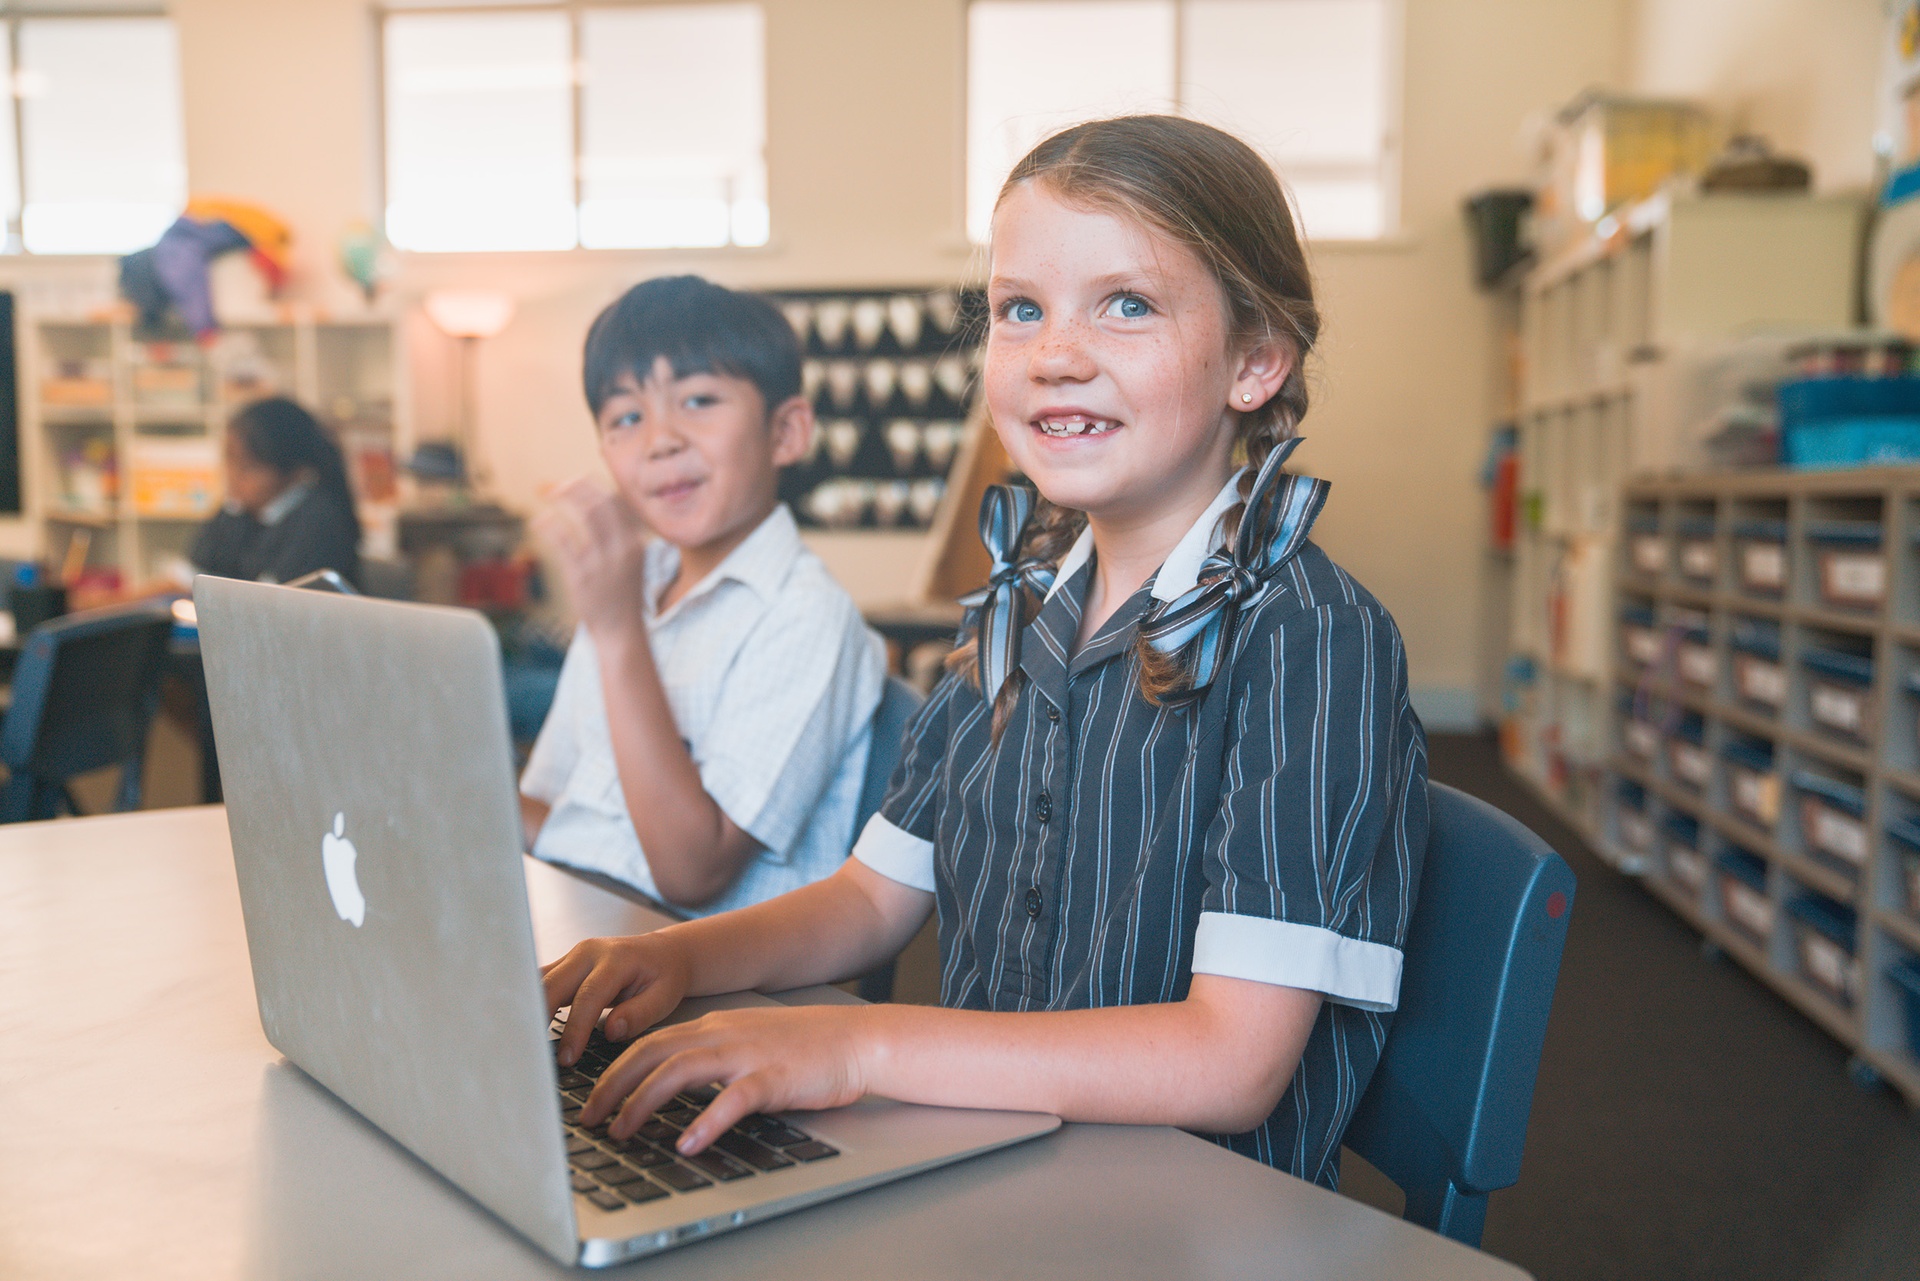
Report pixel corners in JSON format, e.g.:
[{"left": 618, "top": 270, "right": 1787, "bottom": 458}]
[{"left": 534, "top": 477, "right": 651, "bottom": 638}]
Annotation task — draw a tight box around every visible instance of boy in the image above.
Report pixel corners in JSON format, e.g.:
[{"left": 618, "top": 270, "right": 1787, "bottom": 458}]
[{"left": 520, "top": 275, "right": 885, "bottom": 915}]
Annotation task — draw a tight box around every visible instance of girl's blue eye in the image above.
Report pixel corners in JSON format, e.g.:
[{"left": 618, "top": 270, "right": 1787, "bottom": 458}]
[
  {"left": 1106, "top": 293, "right": 1151, "bottom": 319},
  {"left": 1006, "top": 300, "right": 1041, "bottom": 323}
]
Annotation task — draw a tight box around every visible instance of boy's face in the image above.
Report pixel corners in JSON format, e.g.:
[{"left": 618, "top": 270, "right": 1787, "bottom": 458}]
[{"left": 595, "top": 357, "right": 811, "bottom": 557}]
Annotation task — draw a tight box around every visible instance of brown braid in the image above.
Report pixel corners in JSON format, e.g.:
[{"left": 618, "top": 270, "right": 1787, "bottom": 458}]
[{"left": 949, "top": 114, "right": 1322, "bottom": 729}]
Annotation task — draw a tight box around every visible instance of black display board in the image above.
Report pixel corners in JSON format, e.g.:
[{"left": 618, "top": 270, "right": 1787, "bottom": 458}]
[{"left": 0, "top": 292, "right": 18, "bottom": 514}]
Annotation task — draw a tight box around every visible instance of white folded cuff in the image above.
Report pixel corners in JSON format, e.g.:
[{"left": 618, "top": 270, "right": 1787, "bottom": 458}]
[
  {"left": 1191, "top": 911, "right": 1404, "bottom": 1012},
  {"left": 851, "top": 814, "right": 936, "bottom": 892}
]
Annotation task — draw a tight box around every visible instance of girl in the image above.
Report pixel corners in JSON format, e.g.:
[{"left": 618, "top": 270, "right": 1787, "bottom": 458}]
[
  {"left": 542, "top": 115, "right": 1428, "bottom": 1189},
  {"left": 189, "top": 396, "right": 362, "bottom": 590}
]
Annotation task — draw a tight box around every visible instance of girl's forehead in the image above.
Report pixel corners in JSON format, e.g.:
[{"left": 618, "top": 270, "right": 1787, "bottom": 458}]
[{"left": 989, "top": 182, "right": 1207, "bottom": 288}]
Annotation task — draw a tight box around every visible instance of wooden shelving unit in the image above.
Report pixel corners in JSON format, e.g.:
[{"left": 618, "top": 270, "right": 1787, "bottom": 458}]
[
  {"left": 23, "top": 317, "right": 407, "bottom": 581},
  {"left": 1501, "top": 190, "right": 1863, "bottom": 834},
  {"left": 1603, "top": 468, "right": 1920, "bottom": 1104}
]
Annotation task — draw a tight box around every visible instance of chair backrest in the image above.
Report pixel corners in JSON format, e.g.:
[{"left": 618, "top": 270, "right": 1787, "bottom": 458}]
[
  {"left": 857, "top": 676, "right": 925, "bottom": 832},
  {"left": 0, "top": 604, "right": 176, "bottom": 816},
  {"left": 1342, "top": 781, "right": 1576, "bottom": 1248}
]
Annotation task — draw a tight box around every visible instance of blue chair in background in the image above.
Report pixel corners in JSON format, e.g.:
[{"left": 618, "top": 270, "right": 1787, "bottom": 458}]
[
  {"left": 1342, "top": 780, "right": 1576, "bottom": 1248},
  {"left": 853, "top": 675, "right": 926, "bottom": 1004},
  {"left": 0, "top": 604, "right": 176, "bottom": 823}
]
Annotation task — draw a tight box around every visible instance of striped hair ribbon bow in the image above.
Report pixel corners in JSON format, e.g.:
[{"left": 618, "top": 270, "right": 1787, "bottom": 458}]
[
  {"left": 1139, "top": 436, "right": 1330, "bottom": 698},
  {"left": 958, "top": 484, "right": 1056, "bottom": 702}
]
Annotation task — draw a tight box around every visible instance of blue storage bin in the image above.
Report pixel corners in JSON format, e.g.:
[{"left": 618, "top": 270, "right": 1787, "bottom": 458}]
[
  {"left": 1676, "top": 517, "right": 1718, "bottom": 581},
  {"left": 1803, "top": 647, "right": 1876, "bottom": 743},
  {"left": 1888, "top": 817, "right": 1920, "bottom": 919},
  {"left": 1791, "top": 770, "right": 1870, "bottom": 875},
  {"left": 1806, "top": 522, "right": 1888, "bottom": 609},
  {"left": 1663, "top": 813, "right": 1706, "bottom": 892},
  {"left": 1787, "top": 894, "right": 1860, "bottom": 1006},
  {"left": 1731, "top": 617, "right": 1781, "bottom": 658},
  {"left": 1890, "top": 956, "right": 1920, "bottom": 1061},
  {"left": 1722, "top": 738, "right": 1779, "bottom": 827},
  {"left": 1732, "top": 519, "right": 1789, "bottom": 594},
  {"left": 1781, "top": 377, "right": 1920, "bottom": 468},
  {"left": 1730, "top": 618, "right": 1787, "bottom": 709},
  {"left": 1716, "top": 847, "right": 1775, "bottom": 942}
]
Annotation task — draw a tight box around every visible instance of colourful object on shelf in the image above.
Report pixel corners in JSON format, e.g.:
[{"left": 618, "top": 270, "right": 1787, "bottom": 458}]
[
  {"left": 1780, "top": 377, "right": 1920, "bottom": 468},
  {"left": 118, "top": 197, "right": 292, "bottom": 339}
]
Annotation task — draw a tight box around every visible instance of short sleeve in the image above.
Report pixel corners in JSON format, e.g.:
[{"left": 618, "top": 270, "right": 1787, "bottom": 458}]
[
  {"left": 851, "top": 668, "right": 963, "bottom": 891},
  {"left": 697, "top": 589, "right": 884, "bottom": 861},
  {"left": 520, "top": 629, "right": 590, "bottom": 804},
  {"left": 1193, "top": 602, "right": 1427, "bottom": 1012}
]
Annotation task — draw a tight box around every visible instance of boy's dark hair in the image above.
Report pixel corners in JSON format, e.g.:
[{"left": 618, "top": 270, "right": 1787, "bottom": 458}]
[{"left": 582, "top": 275, "right": 802, "bottom": 419}]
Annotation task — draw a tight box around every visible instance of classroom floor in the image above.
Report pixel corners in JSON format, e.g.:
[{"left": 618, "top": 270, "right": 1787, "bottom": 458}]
[{"left": 98, "top": 723, "right": 1920, "bottom": 1281}]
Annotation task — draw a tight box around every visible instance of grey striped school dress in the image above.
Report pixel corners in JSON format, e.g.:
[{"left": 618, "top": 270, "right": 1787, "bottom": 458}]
[{"left": 852, "top": 470, "right": 1429, "bottom": 1188}]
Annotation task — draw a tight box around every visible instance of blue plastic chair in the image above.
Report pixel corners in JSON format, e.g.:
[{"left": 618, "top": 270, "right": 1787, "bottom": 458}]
[
  {"left": 0, "top": 603, "right": 176, "bottom": 822},
  {"left": 1341, "top": 781, "right": 1576, "bottom": 1248},
  {"left": 853, "top": 676, "right": 926, "bottom": 1003}
]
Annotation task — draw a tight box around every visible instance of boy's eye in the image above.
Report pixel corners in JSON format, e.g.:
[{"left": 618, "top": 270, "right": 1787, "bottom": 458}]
[
  {"left": 1103, "top": 293, "right": 1152, "bottom": 320},
  {"left": 1001, "top": 299, "right": 1042, "bottom": 324},
  {"left": 683, "top": 393, "right": 719, "bottom": 410},
  {"left": 606, "top": 410, "right": 641, "bottom": 431}
]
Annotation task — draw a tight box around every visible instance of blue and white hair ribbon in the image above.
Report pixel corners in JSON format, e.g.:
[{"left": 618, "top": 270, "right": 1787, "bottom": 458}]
[
  {"left": 958, "top": 484, "right": 1056, "bottom": 702},
  {"left": 1139, "top": 436, "right": 1329, "bottom": 698}
]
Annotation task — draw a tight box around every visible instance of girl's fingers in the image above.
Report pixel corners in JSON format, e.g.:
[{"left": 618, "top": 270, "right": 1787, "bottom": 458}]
[
  {"left": 540, "top": 951, "right": 592, "bottom": 1013},
  {"left": 605, "top": 983, "right": 678, "bottom": 1042},
  {"left": 678, "top": 1073, "right": 771, "bottom": 1154},
  {"left": 556, "top": 965, "right": 624, "bottom": 1066},
  {"left": 613, "top": 1047, "right": 732, "bottom": 1143}
]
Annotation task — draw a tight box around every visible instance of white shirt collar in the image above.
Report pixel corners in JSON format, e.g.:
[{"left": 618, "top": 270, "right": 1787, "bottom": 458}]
[
  {"left": 646, "top": 502, "right": 802, "bottom": 623},
  {"left": 1043, "top": 469, "right": 1245, "bottom": 605},
  {"left": 258, "top": 478, "right": 314, "bottom": 527}
]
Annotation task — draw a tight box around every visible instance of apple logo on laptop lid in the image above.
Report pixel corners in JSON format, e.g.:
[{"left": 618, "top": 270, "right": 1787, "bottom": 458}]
[{"left": 322, "top": 812, "right": 366, "bottom": 927}]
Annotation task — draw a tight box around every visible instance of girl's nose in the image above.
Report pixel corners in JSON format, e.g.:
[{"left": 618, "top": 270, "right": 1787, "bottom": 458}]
[{"left": 1030, "top": 317, "right": 1096, "bottom": 382}]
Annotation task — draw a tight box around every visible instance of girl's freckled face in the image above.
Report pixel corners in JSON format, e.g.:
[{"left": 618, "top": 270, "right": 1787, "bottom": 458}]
[{"left": 983, "top": 182, "right": 1240, "bottom": 528}]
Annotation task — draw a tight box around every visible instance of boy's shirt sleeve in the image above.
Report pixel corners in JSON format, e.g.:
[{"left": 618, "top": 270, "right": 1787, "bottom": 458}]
[
  {"left": 851, "top": 667, "right": 961, "bottom": 893},
  {"left": 519, "top": 629, "right": 587, "bottom": 804},
  {"left": 1194, "top": 601, "right": 1428, "bottom": 1013},
  {"left": 697, "top": 590, "right": 884, "bottom": 863}
]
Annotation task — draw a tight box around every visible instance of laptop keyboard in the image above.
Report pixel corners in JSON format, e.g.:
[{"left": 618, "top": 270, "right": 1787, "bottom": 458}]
[{"left": 551, "top": 1019, "right": 839, "bottom": 1213}]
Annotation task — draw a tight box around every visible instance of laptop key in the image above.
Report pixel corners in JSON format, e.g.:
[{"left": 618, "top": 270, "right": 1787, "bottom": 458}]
[
  {"left": 570, "top": 1173, "right": 598, "bottom": 1194},
  {"left": 619, "top": 1145, "right": 674, "bottom": 1169},
  {"left": 573, "top": 1149, "right": 618, "bottom": 1171},
  {"left": 565, "top": 1135, "right": 596, "bottom": 1156},
  {"left": 586, "top": 1190, "right": 625, "bottom": 1212},
  {"left": 597, "top": 1163, "right": 647, "bottom": 1186},
  {"left": 638, "top": 1119, "right": 679, "bottom": 1143},
  {"left": 784, "top": 1141, "right": 840, "bottom": 1162},
  {"left": 651, "top": 1163, "right": 712, "bottom": 1192},
  {"left": 685, "top": 1149, "right": 755, "bottom": 1182},
  {"left": 715, "top": 1132, "right": 794, "bottom": 1170},
  {"left": 560, "top": 1106, "right": 583, "bottom": 1123},
  {"left": 619, "top": 1177, "right": 669, "bottom": 1204},
  {"left": 558, "top": 1071, "right": 594, "bottom": 1091},
  {"left": 660, "top": 1106, "right": 699, "bottom": 1128},
  {"left": 746, "top": 1120, "right": 811, "bottom": 1148}
]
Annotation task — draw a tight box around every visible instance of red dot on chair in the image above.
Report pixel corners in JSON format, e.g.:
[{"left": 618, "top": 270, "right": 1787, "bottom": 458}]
[{"left": 1546, "top": 891, "right": 1567, "bottom": 919}]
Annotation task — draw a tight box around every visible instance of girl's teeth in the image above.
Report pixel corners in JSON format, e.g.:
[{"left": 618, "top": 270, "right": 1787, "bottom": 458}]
[{"left": 1037, "top": 418, "right": 1116, "bottom": 437}]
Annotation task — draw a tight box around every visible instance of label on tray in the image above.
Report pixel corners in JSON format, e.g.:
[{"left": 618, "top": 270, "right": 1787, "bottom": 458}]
[
  {"left": 1725, "top": 881, "right": 1774, "bottom": 937},
  {"left": 1735, "top": 657, "right": 1786, "bottom": 706},
  {"left": 1670, "top": 846, "right": 1707, "bottom": 890},
  {"left": 1625, "top": 720, "right": 1659, "bottom": 758},
  {"left": 1625, "top": 628, "right": 1661, "bottom": 665},
  {"left": 1680, "top": 542, "right": 1717, "bottom": 579},
  {"left": 1810, "top": 808, "right": 1868, "bottom": 865},
  {"left": 1741, "top": 543, "right": 1785, "bottom": 589},
  {"left": 1823, "top": 553, "right": 1885, "bottom": 605},
  {"left": 1810, "top": 684, "right": 1865, "bottom": 734},
  {"left": 1672, "top": 742, "right": 1710, "bottom": 786},
  {"left": 1620, "top": 810, "right": 1654, "bottom": 851},
  {"left": 1733, "top": 770, "right": 1779, "bottom": 824},
  {"left": 1632, "top": 536, "right": 1666, "bottom": 575},
  {"left": 1679, "top": 644, "right": 1715, "bottom": 685},
  {"left": 1802, "top": 934, "right": 1852, "bottom": 1000}
]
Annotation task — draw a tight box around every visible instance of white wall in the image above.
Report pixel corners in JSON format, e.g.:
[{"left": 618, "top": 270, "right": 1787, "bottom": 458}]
[
  {"left": 1629, "top": 0, "right": 1886, "bottom": 193},
  {"left": 20, "top": 0, "right": 1646, "bottom": 722}
]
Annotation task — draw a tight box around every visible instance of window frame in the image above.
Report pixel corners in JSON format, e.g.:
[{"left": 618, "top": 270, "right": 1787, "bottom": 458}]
[
  {"left": 0, "top": 4, "right": 179, "bottom": 256},
  {"left": 373, "top": 0, "right": 773, "bottom": 256},
  {"left": 961, "top": 0, "right": 1404, "bottom": 245}
]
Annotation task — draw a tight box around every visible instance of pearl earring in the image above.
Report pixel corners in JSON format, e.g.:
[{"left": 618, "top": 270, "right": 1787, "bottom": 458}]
[{"left": 1240, "top": 392, "right": 1254, "bottom": 404}]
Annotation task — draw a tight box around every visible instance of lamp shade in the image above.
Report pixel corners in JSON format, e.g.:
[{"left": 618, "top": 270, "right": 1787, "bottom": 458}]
[{"left": 424, "top": 289, "right": 515, "bottom": 339}]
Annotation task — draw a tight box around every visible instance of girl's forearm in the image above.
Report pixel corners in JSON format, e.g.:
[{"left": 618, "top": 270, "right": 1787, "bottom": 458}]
[
  {"left": 662, "top": 859, "right": 933, "bottom": 997},
  {"left": 855, "top": 977, "right": 1322, "bottom": 1135}
]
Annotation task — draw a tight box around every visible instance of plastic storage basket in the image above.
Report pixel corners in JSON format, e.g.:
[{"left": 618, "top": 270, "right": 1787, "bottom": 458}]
[
  {"left": 1621, "top": 604, "right": 1661, "bottom": 668},
  {"left": 1780, "top": 377, "right": 1920, "bottom": 469},
  {"left": 1885, "top": 816, "right": 1920, "bottom": 920},
  {"left": 1722, "top": 738, "right": 1780, "bottom": 828},
  {"left": 1627, "top": 512, "right": 1666, "bottom": 577},
  {"left": 1676, "top": 623, "right": 1715, "bottom": 689},
  {"left": 1668, "top": 713, "right": 1711, "bottom": 791},
  {"left": 1786, "top": 894, "right": 1860, "bottom": 1007},
  {"left": 1665, "top": 813, "right": 1707, "bottom": 894},
  {"left": 1616, "top": 779, "right": 1655, "bottom": 855},
  {"left": 1730, "top": 618, "right": 1786, "bottom": 711},
  {"left": 1676, "top": 516, "right": 1718, "bottom": 583},
  {"left": 1890, "top": 955, "right": 1920, "bottom": 1062}
]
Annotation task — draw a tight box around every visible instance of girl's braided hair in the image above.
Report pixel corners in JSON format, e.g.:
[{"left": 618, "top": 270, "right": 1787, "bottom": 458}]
[{"left": 949, "top": 115, "right": 1321, "bottom": 736}]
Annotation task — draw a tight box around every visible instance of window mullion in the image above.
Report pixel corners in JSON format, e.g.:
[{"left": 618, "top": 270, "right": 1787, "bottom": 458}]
[
  {"left": 570, "top": 6, "right": 584, "bottom": 246},
  {"left": 9, "top": 18, "right": 23, "bottom": 254}
]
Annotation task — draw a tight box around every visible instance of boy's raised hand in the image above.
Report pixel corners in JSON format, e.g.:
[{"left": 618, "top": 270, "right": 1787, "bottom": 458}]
[
  {"left": 533, "top": 477, "right": 651, "bottom": 638},
  {"left": 541, "top": 932, "right": 692, "bottom": 1068}
]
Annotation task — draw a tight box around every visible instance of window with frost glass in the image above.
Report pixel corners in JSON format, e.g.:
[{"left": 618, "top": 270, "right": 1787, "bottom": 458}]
[
  {"left": 967, "top": 0, "right": 1395, "bottom": 242},
  {"left": 382, "top": 4, "right": 770, "bottom": 253},
  {"left": 16, "top": 15, "right": 186, "bottom": 254}
]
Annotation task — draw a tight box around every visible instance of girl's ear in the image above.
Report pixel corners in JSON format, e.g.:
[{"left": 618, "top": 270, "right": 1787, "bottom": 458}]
[
  {"left": 768, "top": 394, "right": 816, "bottom": 469},
  {"left": 1228, "top": 338, "right": 1293, "bottom": 415}
]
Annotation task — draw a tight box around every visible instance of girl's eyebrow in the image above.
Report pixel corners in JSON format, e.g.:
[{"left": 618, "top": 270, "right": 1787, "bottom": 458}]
[{"left": 988, "top": 270, "right": 1162, "bottom": 296}]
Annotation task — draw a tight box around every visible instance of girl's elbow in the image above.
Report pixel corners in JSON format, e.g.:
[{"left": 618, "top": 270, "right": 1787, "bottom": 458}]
[{"left": 1199, "top": 1079, "right": 1290, "bottom": 1135}]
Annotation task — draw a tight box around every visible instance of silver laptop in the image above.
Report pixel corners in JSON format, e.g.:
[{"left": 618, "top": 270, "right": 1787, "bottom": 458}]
[{"left": 195, "top": 575, "right": 1059, "bottom": 1268}]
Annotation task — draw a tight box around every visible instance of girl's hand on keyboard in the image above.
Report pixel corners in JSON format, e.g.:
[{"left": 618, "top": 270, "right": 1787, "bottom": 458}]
[
  {"left": 541, "top": 933, "right": 692, "bottom": 1068},
  {"left": 582, "top": 1004, "right": 873, "bottom": 1153}
]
